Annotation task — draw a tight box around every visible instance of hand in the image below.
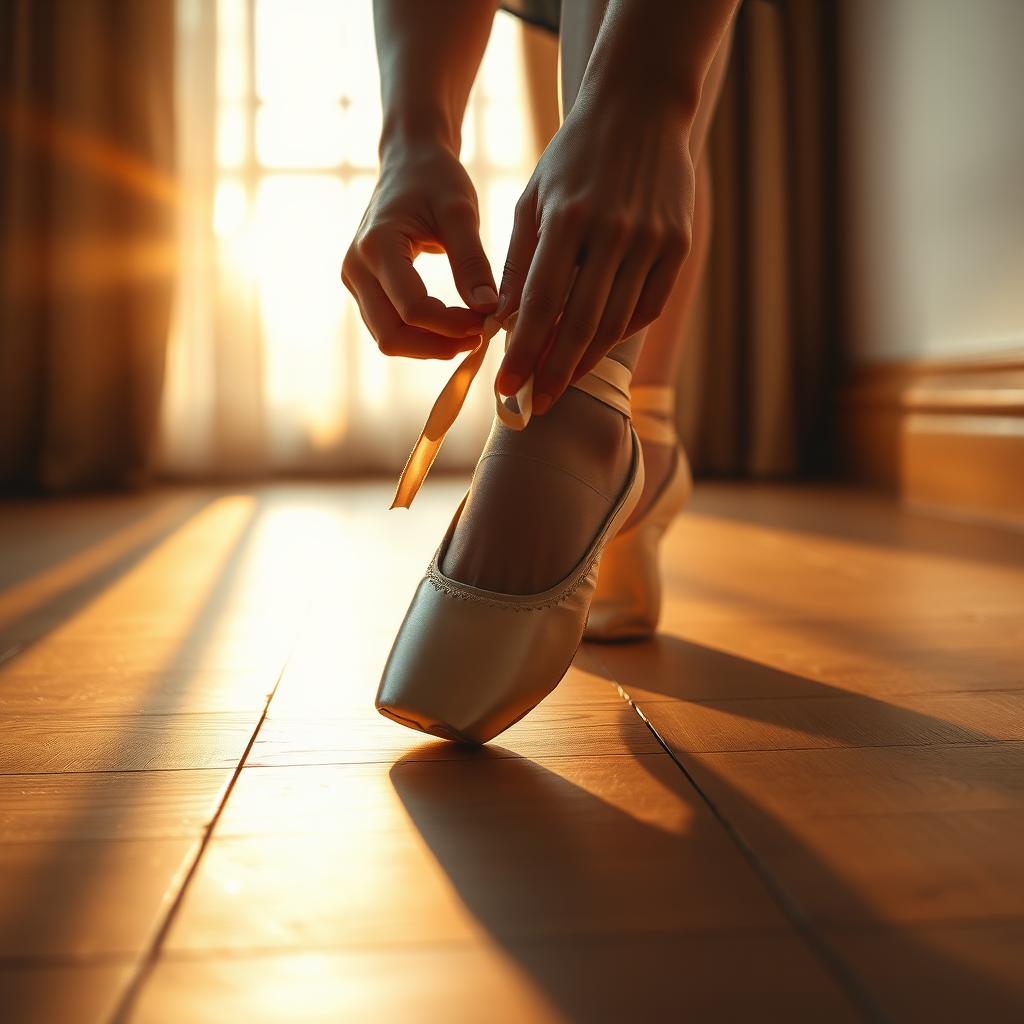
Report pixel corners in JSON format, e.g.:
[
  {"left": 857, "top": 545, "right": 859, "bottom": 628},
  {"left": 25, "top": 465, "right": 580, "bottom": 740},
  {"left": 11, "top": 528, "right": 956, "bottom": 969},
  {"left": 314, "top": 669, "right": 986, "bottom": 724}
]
[
  {"left": 495, "top": 88, "right": 695, "bottom": 412},
  {"left": 342, "top": 145, "right": 499, "bottom": 359}
]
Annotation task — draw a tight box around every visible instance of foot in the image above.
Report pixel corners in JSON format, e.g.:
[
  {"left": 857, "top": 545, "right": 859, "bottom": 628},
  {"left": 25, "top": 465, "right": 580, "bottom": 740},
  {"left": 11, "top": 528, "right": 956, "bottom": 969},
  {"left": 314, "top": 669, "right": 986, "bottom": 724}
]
[
  {"left": 622, "top": 416, "right": 677, "bottom": 531},
  {"left": 442, "top": 388, "right": 633, "bottom": 595}
]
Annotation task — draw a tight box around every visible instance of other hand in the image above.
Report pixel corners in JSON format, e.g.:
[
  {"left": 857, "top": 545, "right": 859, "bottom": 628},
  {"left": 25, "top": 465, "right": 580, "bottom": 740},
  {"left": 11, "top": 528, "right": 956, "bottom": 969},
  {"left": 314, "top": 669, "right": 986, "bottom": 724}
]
[{"left": 342, "top": 145, "right": 499, "bottom": 360}]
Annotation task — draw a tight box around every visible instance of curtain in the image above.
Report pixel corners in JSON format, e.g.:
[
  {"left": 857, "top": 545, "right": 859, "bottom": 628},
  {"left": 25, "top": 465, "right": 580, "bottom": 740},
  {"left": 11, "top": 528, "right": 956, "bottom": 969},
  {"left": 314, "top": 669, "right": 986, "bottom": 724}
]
[
  {"left": 675, "top": 0, "right": 842, "bottom": 478},
  {"left": 0, "top": 0, "right": 176, "bottom": 492},
  {"left": 161, "top": 2, "right": 537, "bottom": 477}
]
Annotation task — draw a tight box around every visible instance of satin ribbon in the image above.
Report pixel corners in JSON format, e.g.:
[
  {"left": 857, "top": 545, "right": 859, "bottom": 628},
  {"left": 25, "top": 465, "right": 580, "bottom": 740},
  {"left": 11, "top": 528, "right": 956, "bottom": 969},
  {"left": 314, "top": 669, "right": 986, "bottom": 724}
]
[
  {"left": 391, "top": 310, "right": 635, "bottom": 509},
  {"left": 392, "top": 311, "right": 532, "bottom": 509}
]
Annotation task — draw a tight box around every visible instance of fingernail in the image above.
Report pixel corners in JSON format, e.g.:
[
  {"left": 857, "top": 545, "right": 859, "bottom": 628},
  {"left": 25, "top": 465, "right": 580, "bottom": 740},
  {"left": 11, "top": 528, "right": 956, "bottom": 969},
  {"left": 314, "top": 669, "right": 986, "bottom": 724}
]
[
  {"left": 532, "top": 393, "right": 552, "bottom": 415},
  {"left": 499, "top": 373, "right": 522, "bottom": 396},
  {"left": 473, "top": 285, "right": 498, "bottom": 306},
  {"left": 495, "top": 293, "right": 509, "bottom": 320}
]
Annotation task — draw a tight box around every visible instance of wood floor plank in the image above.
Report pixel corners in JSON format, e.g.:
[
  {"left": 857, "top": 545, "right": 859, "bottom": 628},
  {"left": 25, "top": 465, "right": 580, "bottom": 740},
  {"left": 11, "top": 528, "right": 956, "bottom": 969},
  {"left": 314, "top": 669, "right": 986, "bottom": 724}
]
[
  {"left": 0, "top": 770, "right": 232, "bottom": 843},
  {"left": 0, "top": 667, "right": 279, "bottom": 717},
  {"left": 250, "top": 697, "right": 662, "bottom": 767},
  {"left": 161, "top": 753, "right": 787, "bottom": 955},
  {"left": 654, "top": 614, "right": 1024, "bottom": 698},
  {"left": 827, "top": 918, "right": 1024, "bottom": 1024},
  {"left": 133, "top": 930, "right": 861, "bottom": 1024},
  {"left": 602, "top": 484, "right": 1024, "bottom": 1021},
  {"left": 623, "top": 693, "right": 1018, "bottom": 755},
  {"left": 686, "top": 743, "right": 1024, "bottom": 818},
  {"left": 0, "top": 713, "right": 259, "bottom": 774},
  {"left": 0, "top": 838, "right": 196, "bottom": 957}
]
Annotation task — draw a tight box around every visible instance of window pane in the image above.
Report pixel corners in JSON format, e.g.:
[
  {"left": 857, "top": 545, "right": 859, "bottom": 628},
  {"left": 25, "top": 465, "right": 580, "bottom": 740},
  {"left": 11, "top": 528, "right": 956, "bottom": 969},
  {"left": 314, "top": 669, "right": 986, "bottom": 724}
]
[
  {"left": 254, "top": 175, "right": 349, "bottom": 450},
  {"left": 256, "top": 0, "right": 345, "bottom": 101},
  {"left": 217, "top": 102, "right": 248, "bottom": 168},
  {"left": 256, "top": 103, "right": 345, "bottom": 168},
  {"left": 213, "top": 178, "right": 248, "bottom": 236},
  {"left": 217, "top": 0, "right": 249, "bottom": 101}
]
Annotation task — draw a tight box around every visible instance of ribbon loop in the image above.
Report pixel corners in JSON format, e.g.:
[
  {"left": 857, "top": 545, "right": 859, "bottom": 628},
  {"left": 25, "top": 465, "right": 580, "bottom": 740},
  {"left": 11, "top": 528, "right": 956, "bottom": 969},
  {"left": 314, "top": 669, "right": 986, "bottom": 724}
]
[{"left": 391, "top": 309, "right": 633, "bottom": 509}]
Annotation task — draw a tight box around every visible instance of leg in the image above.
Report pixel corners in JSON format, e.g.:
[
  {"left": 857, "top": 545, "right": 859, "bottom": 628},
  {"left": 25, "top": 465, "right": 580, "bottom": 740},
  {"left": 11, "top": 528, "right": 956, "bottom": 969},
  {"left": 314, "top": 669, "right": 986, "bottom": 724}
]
[
  {"left": 625, "top": 28, "right": 733, "bottom": 524},
  {"left": 443, "top": 0, "right": 631, "bottom": 594},
  {"left": 443, "top": 1, "right": 729, "bottom": 594}
]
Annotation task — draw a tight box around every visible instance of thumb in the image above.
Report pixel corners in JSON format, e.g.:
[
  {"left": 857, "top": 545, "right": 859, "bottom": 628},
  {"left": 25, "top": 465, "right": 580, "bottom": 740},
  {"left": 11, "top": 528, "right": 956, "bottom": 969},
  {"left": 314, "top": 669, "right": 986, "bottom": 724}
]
[{"left": 439, "top": 201, "right": 498, "bottom": 314}]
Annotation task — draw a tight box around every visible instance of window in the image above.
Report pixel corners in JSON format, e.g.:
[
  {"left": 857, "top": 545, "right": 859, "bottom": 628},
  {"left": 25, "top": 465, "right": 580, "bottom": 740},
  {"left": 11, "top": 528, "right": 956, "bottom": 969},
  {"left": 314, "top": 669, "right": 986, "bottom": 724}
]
[{"left": 164, "top": 0, "right": 536, "bottom": 473}]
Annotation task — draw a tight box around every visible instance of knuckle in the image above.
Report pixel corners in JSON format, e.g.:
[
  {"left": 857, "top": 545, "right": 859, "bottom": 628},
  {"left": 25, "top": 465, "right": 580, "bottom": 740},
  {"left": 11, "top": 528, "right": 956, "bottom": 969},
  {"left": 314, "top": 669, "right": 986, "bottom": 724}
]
[
  {"left": 549, "top": 199, "right": 589, "bottom": 233},
  {"left": 594, "top": 315, "right": 628, "bottom": 347},
  {"left": 451, "top": 250, "right": 491, "bottom": 278},
  {"left": 357, "top": 226, "right": 385, "bottom": 261},
  {"left": 522, "top": 288, "right": 563, "bottom": 320},
  {"left": 558, "top": 310, "right": 598, "bottom": 342},
  {"left": 635, "top": 221, "right": 663, "bottom": 252},
  {"left": 502, "top": 252, "right": 529, "bottom": 284},
  {"left": 665, "top": 225, "right": 691, "bottom": 260},
  {"left": 602, "top": 213, "right": 631, "bottom": 244}
]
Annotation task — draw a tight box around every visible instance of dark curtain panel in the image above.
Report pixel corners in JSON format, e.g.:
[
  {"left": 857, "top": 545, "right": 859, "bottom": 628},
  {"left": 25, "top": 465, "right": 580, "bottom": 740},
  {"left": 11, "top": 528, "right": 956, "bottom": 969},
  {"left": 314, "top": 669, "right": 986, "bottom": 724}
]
[
  {"left": 0, "top": 0, "right": 175, "bottom": 492},
  {"left": 676, "top": 0, "right": 842, "bottom": 478}
]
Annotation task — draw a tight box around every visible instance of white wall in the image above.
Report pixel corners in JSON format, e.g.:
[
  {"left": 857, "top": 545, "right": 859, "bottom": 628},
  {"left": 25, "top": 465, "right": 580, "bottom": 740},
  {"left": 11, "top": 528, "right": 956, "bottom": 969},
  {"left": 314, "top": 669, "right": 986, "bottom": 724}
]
[{"left": 842, "top": 0, "right": 1024, "bottom": 364}]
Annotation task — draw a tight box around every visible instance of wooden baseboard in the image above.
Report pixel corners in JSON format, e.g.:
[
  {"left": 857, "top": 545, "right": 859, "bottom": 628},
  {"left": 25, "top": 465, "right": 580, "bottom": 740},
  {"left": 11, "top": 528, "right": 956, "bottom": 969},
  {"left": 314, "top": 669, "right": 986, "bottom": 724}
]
[{"left": 838, "top": 352, "right": 1024, "bottom": 529}]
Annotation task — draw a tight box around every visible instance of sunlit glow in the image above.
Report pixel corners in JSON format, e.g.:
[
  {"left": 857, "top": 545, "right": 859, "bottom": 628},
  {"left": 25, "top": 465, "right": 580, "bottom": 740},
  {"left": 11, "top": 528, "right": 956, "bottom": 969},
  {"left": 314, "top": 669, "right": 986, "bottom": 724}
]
[
  {"left": 217, "top": 103, "right": 248, "bottom": 168},
  {"left": 256, "top": 103, "right": 346, "bottom": 168},
  {"left": 217, "top": 0, "right": 249, "bottom": 101},
  {"left": 213, "top": 179, "right": 248, "bottom": 237},
  {"left": 255, "top": 0, "right": 346, "bottom": 101},
  {"left": 200, "top": 2, "right": 535, "bottom": 464},
  {"left": 255, "top": 175, "right": 349, "bottom": 451}
]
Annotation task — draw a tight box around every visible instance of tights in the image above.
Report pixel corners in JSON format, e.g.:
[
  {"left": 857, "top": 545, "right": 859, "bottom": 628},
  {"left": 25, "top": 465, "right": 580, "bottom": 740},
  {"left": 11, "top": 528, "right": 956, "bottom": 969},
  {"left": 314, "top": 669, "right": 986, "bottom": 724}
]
[{"left": 442, "top": 348, "right": 636, "bottom": 595}]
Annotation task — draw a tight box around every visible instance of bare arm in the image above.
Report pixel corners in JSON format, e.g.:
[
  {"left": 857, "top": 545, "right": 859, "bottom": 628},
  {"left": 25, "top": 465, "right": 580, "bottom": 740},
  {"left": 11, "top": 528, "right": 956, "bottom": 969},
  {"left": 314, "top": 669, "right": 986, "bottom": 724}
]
[
  {"left": 496, "top": 0, "right": 739, "bottom": 410},
  {"left": 342, "top": 0, "right": 499, "bottom": 359}
]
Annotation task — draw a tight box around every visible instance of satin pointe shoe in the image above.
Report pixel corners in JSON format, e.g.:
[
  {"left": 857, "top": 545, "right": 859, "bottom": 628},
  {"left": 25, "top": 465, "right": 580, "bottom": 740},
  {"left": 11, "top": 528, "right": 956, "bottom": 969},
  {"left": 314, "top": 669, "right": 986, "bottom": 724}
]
[
  {"left": 376, "top": 319, "right": 644, "bottom": 745},
  {"left": 584, "top": 385, "right": 692, "bottom": 642}
]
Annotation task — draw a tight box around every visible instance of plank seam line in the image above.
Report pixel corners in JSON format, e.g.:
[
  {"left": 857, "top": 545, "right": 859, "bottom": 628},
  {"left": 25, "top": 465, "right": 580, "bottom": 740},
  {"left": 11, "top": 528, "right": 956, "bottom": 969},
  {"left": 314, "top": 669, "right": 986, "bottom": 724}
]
[
  {"left": 588, "top": 652, "right": 895, "bottom": 1024},
  {"left": 107, "top": 634, "right": 302, "bottom": 1024}
]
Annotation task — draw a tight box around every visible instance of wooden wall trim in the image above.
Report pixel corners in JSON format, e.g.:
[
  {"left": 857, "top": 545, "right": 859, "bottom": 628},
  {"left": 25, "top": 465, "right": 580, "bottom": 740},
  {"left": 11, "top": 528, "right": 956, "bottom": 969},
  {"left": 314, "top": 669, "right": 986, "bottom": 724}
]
[{"left": 838, "top": 351, "right": 1024, "bottom": 529}]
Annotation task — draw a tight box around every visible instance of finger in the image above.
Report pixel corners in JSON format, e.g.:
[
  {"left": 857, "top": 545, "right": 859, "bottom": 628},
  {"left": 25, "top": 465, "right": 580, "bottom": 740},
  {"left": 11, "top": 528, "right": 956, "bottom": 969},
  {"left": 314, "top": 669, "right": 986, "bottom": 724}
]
[
  {"left": 531, "top": 238, "right": 626, "bottom": 409},
  {"left": 570, "top": 252, "right": 654, "bottom": 382},
  {"left": 344, "top": 258, "right": 481, "bottom": 360},
  {"left": 494, "top": 187, "right": 539, "bottom": 326},
  {"left": 358, "top": 226, "right": 483, "bottom": 338},
  {"left": 437, "top": 200, "right": 499, "bottom": 313},
  {"left": 622, "top": 250, "right": 686, "bottom": 337},
  {"left": 497, "top": 217, "right": 583, "bottom": 395}
]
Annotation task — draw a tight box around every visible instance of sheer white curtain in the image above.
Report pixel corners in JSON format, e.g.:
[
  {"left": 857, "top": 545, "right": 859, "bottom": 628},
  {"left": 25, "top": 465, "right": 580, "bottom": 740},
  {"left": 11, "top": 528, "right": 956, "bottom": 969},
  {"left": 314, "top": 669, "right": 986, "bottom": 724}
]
[{"left": 161, "top": 0, "right": 536, "bottom": 476}]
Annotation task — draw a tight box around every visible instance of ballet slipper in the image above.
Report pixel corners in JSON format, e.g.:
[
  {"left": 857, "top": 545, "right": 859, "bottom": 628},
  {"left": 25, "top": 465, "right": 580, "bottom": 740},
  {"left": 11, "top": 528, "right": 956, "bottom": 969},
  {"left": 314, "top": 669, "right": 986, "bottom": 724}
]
[
  {"left": 377, "top": 323, "right": 642, "bottom": 744},
  {"left": 584, "top": 385, "right": 692, "bottom": 642}
]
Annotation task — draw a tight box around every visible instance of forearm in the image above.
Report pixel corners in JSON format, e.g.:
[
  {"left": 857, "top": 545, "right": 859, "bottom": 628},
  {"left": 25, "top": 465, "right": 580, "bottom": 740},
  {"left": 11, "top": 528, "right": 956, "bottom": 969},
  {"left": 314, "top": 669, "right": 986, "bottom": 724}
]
[
  {"left": 581, "top": 0, "right": 739, "bottom": 130},
  {"left": 374, "top": 0, "right": 498, "bottom": 159}
]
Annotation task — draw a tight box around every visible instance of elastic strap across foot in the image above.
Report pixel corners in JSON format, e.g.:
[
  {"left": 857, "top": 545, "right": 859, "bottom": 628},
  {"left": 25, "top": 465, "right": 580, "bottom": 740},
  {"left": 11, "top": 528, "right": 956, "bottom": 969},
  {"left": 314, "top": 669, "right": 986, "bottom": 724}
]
[{"left": 630, "top": 385, "right": 677, "bottom": 445}]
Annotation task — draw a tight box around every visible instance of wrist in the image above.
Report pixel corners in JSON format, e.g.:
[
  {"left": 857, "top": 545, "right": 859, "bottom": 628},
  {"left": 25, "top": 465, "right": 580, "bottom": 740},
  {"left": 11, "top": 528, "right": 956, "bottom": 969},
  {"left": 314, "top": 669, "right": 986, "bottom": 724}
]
[
  {"left": 583, "top": 51, "right": 701, "bottom": 134},
  {"left": 379, "top": 111, "right": 462, "bottom": 166},
  {"left": 578, "top": 1, "right": 726, "bottom": 132}
]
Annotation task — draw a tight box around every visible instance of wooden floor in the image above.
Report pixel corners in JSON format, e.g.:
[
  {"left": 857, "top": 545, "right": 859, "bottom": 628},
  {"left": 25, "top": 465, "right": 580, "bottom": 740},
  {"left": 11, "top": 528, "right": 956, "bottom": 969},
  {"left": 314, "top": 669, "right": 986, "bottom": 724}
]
[{"left": 2, "top": 481, "right": 1022, "bottom": 1023}]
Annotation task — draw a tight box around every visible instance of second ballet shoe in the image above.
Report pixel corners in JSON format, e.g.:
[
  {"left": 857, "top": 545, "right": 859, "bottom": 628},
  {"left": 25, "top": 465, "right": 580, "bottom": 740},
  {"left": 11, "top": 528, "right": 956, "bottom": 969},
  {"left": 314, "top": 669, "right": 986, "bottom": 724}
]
[{"left": 584, "top": 385, "right": 692, "bottom": 642}]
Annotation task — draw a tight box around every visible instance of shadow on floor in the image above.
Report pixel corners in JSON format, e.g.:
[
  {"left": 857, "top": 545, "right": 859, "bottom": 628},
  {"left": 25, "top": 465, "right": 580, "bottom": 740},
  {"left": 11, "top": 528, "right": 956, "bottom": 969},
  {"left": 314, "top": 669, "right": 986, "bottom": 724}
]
[
  {"left": 391, "top": 744, "right": 862, "bottom": 1024},
  {"left": 590, "top": 634, "right": 1024, "bottom": 1024}
]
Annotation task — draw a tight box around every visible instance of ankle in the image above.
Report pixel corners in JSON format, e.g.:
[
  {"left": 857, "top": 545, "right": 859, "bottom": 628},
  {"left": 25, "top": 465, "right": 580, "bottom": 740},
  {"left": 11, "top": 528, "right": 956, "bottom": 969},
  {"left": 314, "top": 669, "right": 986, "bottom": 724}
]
[{"left": 441, "top": 387, "right": 634, "bottom": 595}]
